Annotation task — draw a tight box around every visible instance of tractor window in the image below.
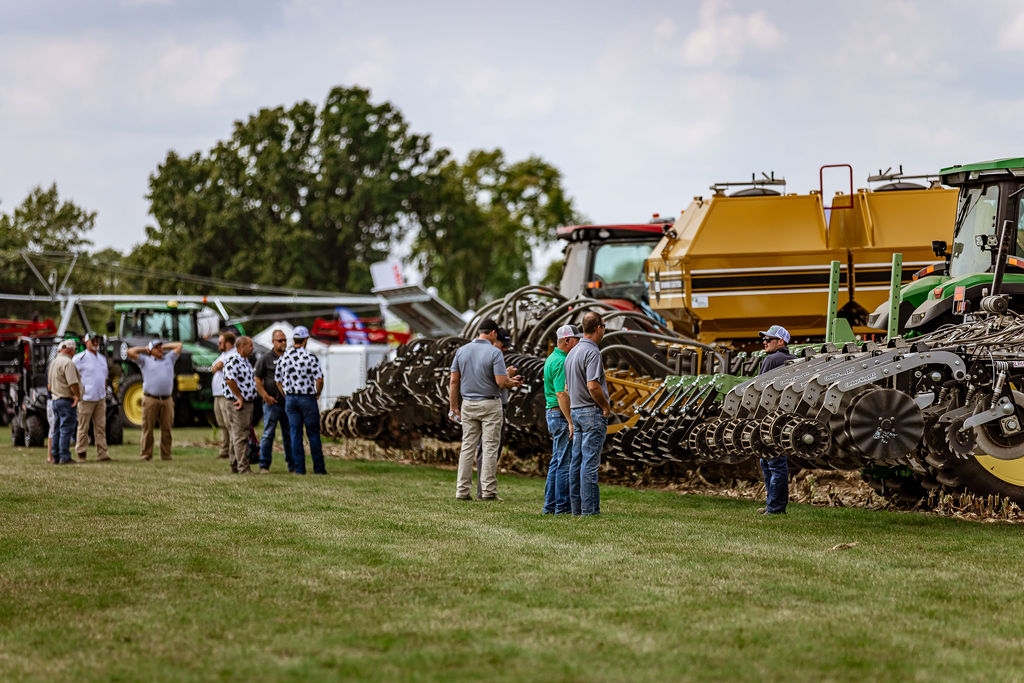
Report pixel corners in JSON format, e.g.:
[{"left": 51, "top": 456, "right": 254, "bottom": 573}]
[
  {"left": 559, "top": 243, "right": 589, "bottom": 297},
  {"left": 141, "top": 312, "right": 175, "bottom": 340},
  {"left": 592, "top": 243, "right": 651, "bottom": 286},
  {"left": 950, "top": 184, "right": 999, "bottom": 277},
  {"left": 177, "top": 315, "right": 196, "bottom": 342},
  {"left": 1017, "top": 194, "right": 1024, "bottom": 257}
]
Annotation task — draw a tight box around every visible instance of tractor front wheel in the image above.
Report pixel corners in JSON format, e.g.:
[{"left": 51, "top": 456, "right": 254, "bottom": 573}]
[{"left": 118, "top": 375, "right": 145, "bottom": 429}]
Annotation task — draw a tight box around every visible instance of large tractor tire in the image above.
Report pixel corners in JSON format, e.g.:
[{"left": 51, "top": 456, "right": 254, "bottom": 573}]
[
  {"left": 927, "top": 455, "right": 1024, "bottom": 507},
  {"left": 118, "top": 375, "right": 144, "bottom": 429},
  {"left": 25, "top": 414, "right": 46, "bottom": 447},
  {"left": 10, "top": 414, "right": 25, "bottom": 446}
]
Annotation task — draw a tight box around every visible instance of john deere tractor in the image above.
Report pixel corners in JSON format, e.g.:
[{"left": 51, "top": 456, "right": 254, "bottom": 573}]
[{"left": 108, "top": 302, "right": 223, "bottom": 428}]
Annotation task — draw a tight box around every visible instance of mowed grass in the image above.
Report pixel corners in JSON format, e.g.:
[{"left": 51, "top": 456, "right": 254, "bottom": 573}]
[{"left": 1, "top": 426, "right": 1023, "bottom": 682}]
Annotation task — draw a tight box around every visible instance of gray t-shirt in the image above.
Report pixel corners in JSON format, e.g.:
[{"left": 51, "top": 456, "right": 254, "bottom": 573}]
[
  {"left": 451, "top": 339, "right": 507, "bottom": 400},
  {"left": 136, "top": 350, "right": 178, "bottom": 396},
  {"left": 564, "top": 338, "right": 608, "bottom": 409}
]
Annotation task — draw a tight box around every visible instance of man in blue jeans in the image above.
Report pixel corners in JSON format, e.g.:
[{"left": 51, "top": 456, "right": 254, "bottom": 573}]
[
  {"left": 47, "top": 339, "right": 81, "bottom": 465},
  {"left": 274, "top": 326, "right": 326, "bottom": 475},
  {"left": 255, "top": 328, "right": 293, "bottom": 473},
  {"left": 542, "top": 324, "right": 580, "bottom": 514},
  {"left": 757, "top": 324, "right": 797, "bottom": 514},
  {"left": 564, "top": 312, "right": 612, "bottom": 516}
]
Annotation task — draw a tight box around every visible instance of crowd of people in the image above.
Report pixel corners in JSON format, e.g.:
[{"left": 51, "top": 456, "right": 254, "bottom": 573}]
[
  {"left": 44, "top": 315, "right": 798, "bottom": 514},
  {"left": 44, "top": 326, "right": 328, "bottom": 475},
  {"left": 449, "top": 314, "right": 797, "bottom": 517}
]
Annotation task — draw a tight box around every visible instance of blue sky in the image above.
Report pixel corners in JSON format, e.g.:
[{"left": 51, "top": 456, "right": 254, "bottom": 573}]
[{"left": 2, "top": 0, "right": 1023, "bottom": 266}]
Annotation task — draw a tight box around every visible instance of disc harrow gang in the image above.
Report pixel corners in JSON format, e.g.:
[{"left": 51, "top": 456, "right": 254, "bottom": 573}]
[{"left": 320, "top": 288, "right": 1024, "bottom": 505}]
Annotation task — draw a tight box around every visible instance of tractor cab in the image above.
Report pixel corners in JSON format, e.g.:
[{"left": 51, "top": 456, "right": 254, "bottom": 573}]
[
  {"left": 557, "top": 217, "right": 671, "bottom": 311},
  {"left": 901, "top": 158, "right": 1024, "bottom": 331}
]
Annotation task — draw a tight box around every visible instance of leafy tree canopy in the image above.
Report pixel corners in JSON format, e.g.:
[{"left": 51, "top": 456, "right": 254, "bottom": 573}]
[
  {"left": 133, "top": 86, "right": 448, "bottom": 295},
  {"left": 412, "top": 149, "right": 581, "bottom": 310}
]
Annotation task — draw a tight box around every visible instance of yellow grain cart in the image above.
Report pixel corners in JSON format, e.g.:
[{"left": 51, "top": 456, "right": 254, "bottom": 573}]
[{"left": 645, "top": 177, "right": 958, "bottom": 344}]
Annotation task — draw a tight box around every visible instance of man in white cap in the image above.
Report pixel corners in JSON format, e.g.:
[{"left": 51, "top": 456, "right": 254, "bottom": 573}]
[
  {"left": 47, "top": 339, "right": 81, "bottom": 465},
  {"left": 127, "top": 339, "right": 183, "bottom": 461},
  {"left": 72, "top": 331, "right": 111, "bottom": 461},
  {"left": 757, "top": 324, "right": 796, "bottom": 514},
  {"left": 542, "top": 324, "right": 581, "bottom": 514},
  {"left": 274, "top": 325, "right": 326, "bottom": 475}
]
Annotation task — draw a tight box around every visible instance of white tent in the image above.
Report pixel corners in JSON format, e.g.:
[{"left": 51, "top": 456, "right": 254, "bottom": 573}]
[{"left": 251, "top": 321, "right": 329, "bottom": 354}]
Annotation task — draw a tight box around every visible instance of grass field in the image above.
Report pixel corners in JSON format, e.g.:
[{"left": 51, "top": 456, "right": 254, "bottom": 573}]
[{"left": 1, "top": 426, "right": 1023, "bottom": 682}]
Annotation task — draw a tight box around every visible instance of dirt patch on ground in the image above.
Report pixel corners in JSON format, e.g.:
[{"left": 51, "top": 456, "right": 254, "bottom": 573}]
[{"left": 320, "top": 438, "right": 1023, "bottom": 523}]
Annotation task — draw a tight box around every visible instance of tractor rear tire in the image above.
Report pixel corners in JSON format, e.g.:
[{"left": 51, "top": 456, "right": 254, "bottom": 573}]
[
  {"left": 26, "top": 414, "right": 45, "bottom": 447},
  {"left": 118, "top": 375, "right": 144, "bottom": 429}
]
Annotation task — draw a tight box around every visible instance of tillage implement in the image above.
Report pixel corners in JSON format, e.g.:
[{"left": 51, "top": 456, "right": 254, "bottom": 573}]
[{"left": 322, "top": 158, "right": 1024, "bottom": 506}]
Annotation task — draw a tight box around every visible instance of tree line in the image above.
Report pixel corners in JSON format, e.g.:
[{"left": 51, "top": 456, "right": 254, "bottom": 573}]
[{"left": 0, "top": 86, "right": 581, "bottom": 321}]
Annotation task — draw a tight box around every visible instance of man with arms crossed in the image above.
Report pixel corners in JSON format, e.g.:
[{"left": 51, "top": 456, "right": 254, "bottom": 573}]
[
  {"left": 542, "top": 324, "right": 580, "bottom": 514},
  {"left": 564, "top": 312, "right": 611, "bottom": 516},
  {"left": 73, "top": 331, "right": 110, "bottom": 461},
  {"left": 127, "top": 339, "right": 183, "bottom": 461},
  {"left": 449, "top": 318, "right": 521, "bottom": 501}
]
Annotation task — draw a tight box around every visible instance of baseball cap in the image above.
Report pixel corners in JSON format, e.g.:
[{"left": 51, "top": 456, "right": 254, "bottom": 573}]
[
  {"left": 758, "top": 325, "right": 791, "bottom": 343},
  {"left": 556, "top": 324, "right": 582, "bottom": 340},
  {"left": 478, "top": 318, "right": 499, "bottom": 333},
  {"left": 60, "top": 339, "right": 77, "bottom": 350},
  {"left": 147, "top": 339, "right": 163, "bottom": 350},
  {"left": 83, "top": 331, "right": 100, "bottom": 342},
  {"left": 496, "top": 328, "right": 512, "bottom": 347},
  {"left": 292, "top": 325, "right": 310, "bottom": 339}
]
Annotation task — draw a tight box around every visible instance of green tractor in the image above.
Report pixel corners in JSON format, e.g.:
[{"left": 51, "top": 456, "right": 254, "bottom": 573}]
[
  {"left": 866, "top": 157, "right": 1024, "bottom": 496},
  {"left": 108, "top": 302, "right": 225, "bottom": 428}
]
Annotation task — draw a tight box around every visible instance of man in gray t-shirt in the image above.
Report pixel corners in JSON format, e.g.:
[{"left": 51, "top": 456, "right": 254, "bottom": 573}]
[
  {"left": 564, "top": 311, "right": 612, "bottom": 516},
  {"left": 127, "top": 339, "right": 182, "bottom": 461},
  {"left": 449, "top": 318, "right": 521, "bottom": 501}
]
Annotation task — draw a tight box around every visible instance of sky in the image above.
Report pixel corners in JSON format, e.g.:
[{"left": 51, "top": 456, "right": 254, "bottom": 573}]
[{"left": 2, "top": 0, "right": 1023, "bottom": 271}]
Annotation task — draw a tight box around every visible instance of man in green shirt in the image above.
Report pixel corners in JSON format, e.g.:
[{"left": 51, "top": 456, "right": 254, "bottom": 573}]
[{"left": 542, "top": 324, "right": 581, "bottom": 514}]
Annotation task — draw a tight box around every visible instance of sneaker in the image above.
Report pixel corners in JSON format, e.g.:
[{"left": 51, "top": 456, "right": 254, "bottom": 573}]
[
  {"left": 97, "top": 456, "right": 113, "bottom": 462},
  {"left": 259, "top": 468, "right": 270, "bottom": 475},
  {"left": 757, "top": 507, "right": 767, "bottom": 514},
  {"left": 455, "top": 495, "right": 473, "bottom": 501},
  {"left": 77, "top": 455, "right": 86, "bottom": 462},
  {"left": 480, "top": 495, "right": 504, "bottom": 502}
]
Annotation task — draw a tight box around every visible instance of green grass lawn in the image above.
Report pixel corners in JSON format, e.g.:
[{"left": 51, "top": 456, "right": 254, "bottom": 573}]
[{"left": 1, "top": 426, "right": 1022, "bottom": 682}]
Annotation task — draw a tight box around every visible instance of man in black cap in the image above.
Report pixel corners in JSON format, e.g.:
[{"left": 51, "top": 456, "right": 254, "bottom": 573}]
[
  {"left": 757, "top": 324, "right": 796, "bottom": 514},
  {"left": 73, "top": 331, "right": 111, "bottom": 461}
]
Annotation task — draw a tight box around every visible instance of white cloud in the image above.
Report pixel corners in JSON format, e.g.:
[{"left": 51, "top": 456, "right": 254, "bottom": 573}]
[
  {"left": 677, "top": 0, "right": 785, "bottom": 68},
  {"left": 997, "top": 11, "right": 1024, "bottom": 50}
]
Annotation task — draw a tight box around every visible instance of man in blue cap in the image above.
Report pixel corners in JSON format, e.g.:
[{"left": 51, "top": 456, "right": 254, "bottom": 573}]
[{"left": 757, "top": 324, "right": 796, "bottom": 514}]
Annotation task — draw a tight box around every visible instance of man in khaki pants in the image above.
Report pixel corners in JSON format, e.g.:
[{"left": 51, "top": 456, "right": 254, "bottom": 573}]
[
  {"left": 127, "top": 339, "right": 183, "bottom": 461},
  {"left": 73, "top": 332, "right": 111, "bottom": 461},
  {"left": 448, "top": 318, "right": 522, "bottom": 501},
  {"left": 209, "top": 330, "right": 236, "bottom": 459},
  {"left": 223, "top": 336, "right": 258, "bottom": 474}
]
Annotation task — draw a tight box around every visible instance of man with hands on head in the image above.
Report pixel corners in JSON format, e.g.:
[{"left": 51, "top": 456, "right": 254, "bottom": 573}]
[
  {"left": 127, "top": 339, "right": 183, "bottom": 461},
  {"left": 449, "top": 318, "right": 523, "bottom": 501}
]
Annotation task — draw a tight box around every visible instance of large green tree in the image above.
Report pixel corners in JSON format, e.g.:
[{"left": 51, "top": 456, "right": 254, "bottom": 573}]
[
  {"left": 133, "top": 86, "right": 447, "bottom": 294},
  {"left": 412, "top": 149, "right": 580, "bottom": 310}
]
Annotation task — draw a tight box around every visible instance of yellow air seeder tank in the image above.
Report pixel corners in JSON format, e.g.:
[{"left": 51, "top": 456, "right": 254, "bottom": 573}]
[{"left": 645, "top": 184, "right": 958, "bottom": 344}]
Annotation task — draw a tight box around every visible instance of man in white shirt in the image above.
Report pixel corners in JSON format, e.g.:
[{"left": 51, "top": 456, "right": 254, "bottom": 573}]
[
  {"left": 209, "top": 330, "right": 236, "bottom": 460},
  {"left": 72, "top": 332, "right": 111, "bottom": 462}
]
